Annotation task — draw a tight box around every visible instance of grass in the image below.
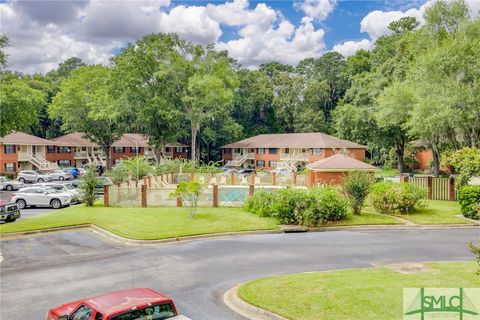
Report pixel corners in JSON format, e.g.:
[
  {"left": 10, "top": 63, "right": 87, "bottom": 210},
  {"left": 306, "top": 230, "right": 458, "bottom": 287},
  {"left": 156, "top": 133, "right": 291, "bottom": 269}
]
[
  {"left": 238, "top": 261, "right": 480, "bottom": 320},
  {"left": 0, "top": 204, "right": 278, "bottom": 240},
  {"left": 365, "top": 200, "right": 471, "bottom": 225},
  {"left": 321, "top": 211, "right": 403, "bottom": 227},
  {"left": 375, "top": 167, "right": 399, "bottom": 178}
]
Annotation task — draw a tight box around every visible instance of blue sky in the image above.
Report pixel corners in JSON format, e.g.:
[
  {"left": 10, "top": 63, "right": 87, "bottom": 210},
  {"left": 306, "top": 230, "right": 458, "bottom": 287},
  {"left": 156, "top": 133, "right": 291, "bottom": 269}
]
[{"left": 4, "top": 0, "right": 478, "bottom": 73}]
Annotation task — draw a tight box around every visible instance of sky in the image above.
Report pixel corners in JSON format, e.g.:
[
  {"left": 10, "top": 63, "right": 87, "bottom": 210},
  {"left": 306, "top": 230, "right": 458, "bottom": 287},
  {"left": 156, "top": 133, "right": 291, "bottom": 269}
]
[{"left": 1, "top": 0, "right": 479, "bottom": 74}]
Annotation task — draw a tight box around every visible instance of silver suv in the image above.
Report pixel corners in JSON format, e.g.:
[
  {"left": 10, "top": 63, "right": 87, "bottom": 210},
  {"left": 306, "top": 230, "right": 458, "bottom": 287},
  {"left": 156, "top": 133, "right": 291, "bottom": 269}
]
[{"left": 17, "top": 170, "right": 53, "bottom": 183}]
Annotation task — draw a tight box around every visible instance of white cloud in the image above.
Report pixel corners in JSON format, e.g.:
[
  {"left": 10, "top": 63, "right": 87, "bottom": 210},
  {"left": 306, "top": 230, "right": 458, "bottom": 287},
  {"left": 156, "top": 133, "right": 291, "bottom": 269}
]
[
  {"left": 333, "top": 39, "right": 373, "bottom": 57},
  {"left": 296, "top": 0, "right": 336, "bottom": 21},
  {"left": 0, "top": 0, "right": 333, "bottom": 73}
]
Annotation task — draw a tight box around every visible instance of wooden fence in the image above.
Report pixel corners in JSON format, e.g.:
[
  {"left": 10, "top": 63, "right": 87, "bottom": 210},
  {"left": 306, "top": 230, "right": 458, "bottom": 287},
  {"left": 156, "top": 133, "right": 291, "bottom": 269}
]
[{"left": 400, "top": 175, "right": 456, "bottom": 201}]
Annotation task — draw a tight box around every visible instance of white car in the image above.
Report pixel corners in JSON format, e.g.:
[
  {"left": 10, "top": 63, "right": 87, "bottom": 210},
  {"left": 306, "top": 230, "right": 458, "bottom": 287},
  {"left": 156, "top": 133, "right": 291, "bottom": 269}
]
[
  {"left": 17, "top": 170, "right": 53, "bottom": 183},
  {"left": 33, "top": 183, "right": 81, "bottom": 204},
  {"left": 271, "top": 168, "right": 292, "bottom": 175},
  {"left": 12, "top": 187, "right": 71, "bottom": 209},
  {"left": 46, "top": 169, "right": 72, "bottom": 181},
  {"left": 77, "top": 168, "right": 87, "bottom": 176},
  {"left": 0, "top": 176, "right": 25, "bottom": 191}
]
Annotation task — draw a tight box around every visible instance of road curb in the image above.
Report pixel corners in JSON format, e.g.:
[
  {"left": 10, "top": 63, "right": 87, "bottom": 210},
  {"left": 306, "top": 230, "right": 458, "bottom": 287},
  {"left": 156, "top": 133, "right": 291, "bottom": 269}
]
[
  {"left": 0, "top": 222, "right": 477, "bottom": 242},
  {"left": 224, "top": 284, "right": 289, "bottom": 320}
]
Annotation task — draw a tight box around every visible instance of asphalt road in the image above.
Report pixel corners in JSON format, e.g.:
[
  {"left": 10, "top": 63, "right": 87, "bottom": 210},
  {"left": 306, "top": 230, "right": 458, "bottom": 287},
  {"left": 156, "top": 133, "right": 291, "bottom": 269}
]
[{"left": 0, "top": 228, "right": 478, "bottom": 320}]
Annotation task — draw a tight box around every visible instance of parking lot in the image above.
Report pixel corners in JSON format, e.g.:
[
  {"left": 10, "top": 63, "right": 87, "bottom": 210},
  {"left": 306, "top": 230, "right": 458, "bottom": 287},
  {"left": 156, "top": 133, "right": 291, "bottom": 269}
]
[{"left": 1, "top": 190, "right": 60, "bottom": 219}]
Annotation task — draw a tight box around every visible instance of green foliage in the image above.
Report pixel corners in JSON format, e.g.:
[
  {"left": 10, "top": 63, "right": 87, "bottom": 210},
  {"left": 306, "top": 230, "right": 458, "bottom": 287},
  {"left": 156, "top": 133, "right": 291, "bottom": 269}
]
[
  {"left": 79, "top": 166, "right": 101, "bottom": 207},
  {"left": 370, "top": 182, "right": 426, "bottom": 214},
  {"left": 468, "top": 241, "right": 480, "bottom": 274},
  {"left": 457, "top": 185, "right": 480, "bottom": 220},
  {"left": 0, "top": 35, "right": 9, "bottom": 69},
  {"left": 106, "top": 165, "right": 129, "bottom": 184},
  {"left": 0, "top": 77, "right": 46, "bottom": 136},
  {"left": 170, "top": 181, "right": 204, "bottom": 218},
  {"left": 343, "top": 171, "right": 374, "bottom": 215},
  {"left": 121, "top": 156, "right": 153, "bottom": 180},
  {"left": 49, "top": 65, "right": 123, "bottom": 168},
  {"left": 244, "top": 187, "right": 348, "bottom": 226},
  {"left": 442, "top": 147, "right": 480, "bottom": 186}
]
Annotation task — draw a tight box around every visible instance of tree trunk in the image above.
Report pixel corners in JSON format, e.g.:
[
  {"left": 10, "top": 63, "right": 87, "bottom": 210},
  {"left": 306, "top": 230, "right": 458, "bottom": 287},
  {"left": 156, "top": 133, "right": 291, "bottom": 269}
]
[
  {"left": 432, "top": 148, "right": 441, "bottom": 177},
  {"left": 191, "top": 126, "right": 197, "bottom": 164},
  {"left": 395, "top": 140, "right": 405, "bottom": 174},
  {"left": 103, "top": 146, "right": 112, "bottom": 169}
]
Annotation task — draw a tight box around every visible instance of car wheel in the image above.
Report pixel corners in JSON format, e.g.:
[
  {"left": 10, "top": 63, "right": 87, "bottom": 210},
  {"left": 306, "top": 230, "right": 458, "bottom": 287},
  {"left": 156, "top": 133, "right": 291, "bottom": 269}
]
[
  {"left": 18, "top": 177, "right": 25, "bottom": 183},
  {"left": 6, "top": 185, "right": 13, "bottom": 191},
  {"left": 50, "top": 199, "right": 62, "bottom": 209},
  {"left": 38, "top": 178, "right": 44, "bottom": 182},
  {"left": 16, "top": 199, "right": 27, "bottom": 209},
  {"left": 59, "top": 176, "right": 65, "bottom": 181}
]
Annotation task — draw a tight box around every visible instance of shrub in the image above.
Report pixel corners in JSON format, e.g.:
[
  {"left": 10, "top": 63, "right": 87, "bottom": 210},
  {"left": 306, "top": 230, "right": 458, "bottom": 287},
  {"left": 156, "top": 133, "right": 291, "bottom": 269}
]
[
  {"left": 122, "top": 156, "right": 153, "bottom": 180},
  {"left": 343, "top": 171, "right": 374, "bottom": 215},
  {"left": 79, "top": 165, "right": 101, "bottom": 206},
  {"left": 458, "top": 185, "right": 480, "bottom": 220},
  {"left": 310, "top": 187, "right": 349, "bottom": 224},
  {"left": 370, "top": 182, "right": 426, "bottom": 214},
  {"left": 107, "top": 165, "right": 129, "bottom": 184},
  {"left": 244, "top": 191, "right": 277, "bottom": 218},
  {"left": 244, "top": 187, "right": 348, "bottom": 226},
  {"left": 469, "top": 241, "right": 480, "bottom": 274},
  {"left": 442, "top": 147, "right": 480, "bottom": 186}
]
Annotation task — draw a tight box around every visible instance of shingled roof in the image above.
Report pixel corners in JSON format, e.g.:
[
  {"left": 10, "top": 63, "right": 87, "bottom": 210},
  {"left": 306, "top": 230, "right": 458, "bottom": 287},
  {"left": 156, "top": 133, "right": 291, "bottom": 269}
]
[
  {"left": 51, "top": 132, "right": 97, "bottom": 147},
  {"left": 0, "top": 132, "right": 56, "bottom": 146},
  {"left": 111, "top": 133, "right": 187, "bottom": 148},
  {"left": 221, "top": 133, "right": 365, "bottom": 149},
  {"left": 307, "top": 154, "right": 377, "bottom": 172}
]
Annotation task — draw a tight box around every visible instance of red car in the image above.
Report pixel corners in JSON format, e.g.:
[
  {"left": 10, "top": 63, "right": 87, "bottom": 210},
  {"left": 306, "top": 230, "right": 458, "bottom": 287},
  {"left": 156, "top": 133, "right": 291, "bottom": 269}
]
[{"left": 47, "top": 288, "right": 188, "bottom": 320}]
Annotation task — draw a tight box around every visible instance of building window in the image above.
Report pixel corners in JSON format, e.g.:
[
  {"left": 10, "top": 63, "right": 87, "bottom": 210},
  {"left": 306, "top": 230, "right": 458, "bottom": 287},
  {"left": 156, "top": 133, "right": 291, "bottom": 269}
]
[
  {"left": 130, "top": 147, "right": 141, "bottom": 153},
  {"left": 175, "top": 147, "right": 183, "bottom": 153},
  {"left": 269, "top": 161, "right": 278, "bottom": 168},
  {"left": 268, "top": 148, "right": 278, "bottom": 155},
  {"left": 4, "top": 163, "right": 16, "bottom": 171},
  {"left": 47, "top": 146, "right": 56, "bottom": 153},
  {"left": 234, "top": 148, "right": 241, "bottom": 154},
  {"left": 57, "top": 146, "right": 71, "bottom": 153},
  {"left": 256, "top": 160, "right": 265, "bottom": 167},
  {"left": 312, "top": 148, "right": 322, "bottom": 155},
  {"left": 4, "top": 145, "right": 16, "bottom": 154},
  {"left": 58, "top": 160, "right": 70, "bottom": 167},
  {"left": 224, "top": 148, "right": 231, "bottom": 154},
  {"left": 257, "top": 148, "right": 265, "bottom": 155},
  {"left": 114, "top": 147, "right": 124, "bottom": 153}
]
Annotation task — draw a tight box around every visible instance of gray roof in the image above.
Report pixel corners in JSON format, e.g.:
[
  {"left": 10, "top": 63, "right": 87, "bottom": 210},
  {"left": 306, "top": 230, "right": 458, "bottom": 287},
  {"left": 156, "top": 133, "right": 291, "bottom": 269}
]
[{"left": 0, "top": 132, "right": 56, "bottom": 146}]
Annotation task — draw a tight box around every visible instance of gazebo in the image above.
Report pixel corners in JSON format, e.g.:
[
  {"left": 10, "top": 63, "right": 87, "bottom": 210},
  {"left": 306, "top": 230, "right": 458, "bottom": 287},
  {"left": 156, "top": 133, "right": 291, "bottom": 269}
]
[{"left": 306, "top": 154, "right": 377, "bottom": 186}]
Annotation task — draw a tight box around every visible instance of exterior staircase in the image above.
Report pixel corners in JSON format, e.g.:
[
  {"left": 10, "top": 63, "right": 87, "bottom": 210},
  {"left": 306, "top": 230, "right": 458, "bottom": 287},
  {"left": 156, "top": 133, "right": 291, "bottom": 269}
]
[
  {"left": 30, "top": 153, "right": 58, "bottom": 170},
  {"left": 277, "top": 153, "right": 307, "bottom": 172},
  {"left": 225, "top": 153, "right": 254, "bottom": 167}
]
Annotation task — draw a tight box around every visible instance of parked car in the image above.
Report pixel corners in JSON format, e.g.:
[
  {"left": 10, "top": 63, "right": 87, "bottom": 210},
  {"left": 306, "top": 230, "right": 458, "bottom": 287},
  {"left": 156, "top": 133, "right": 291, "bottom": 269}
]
[
  {"left": 238, "top": 168, "right": 256, "bottom": 175},
  {"left": 62, "top": 167, "right": 81, "bottom": 179},
  {"left": 77, "top": 168, "right": 87, "bottom": 176},
  {"left": 271, "top": 168, "right": 292, "bottom": 175},
  {"left": 33, "top": 183, "right": 81, "bottom": 204},
  {"left": 47, "top": 288, "right": 191, "bottom": 320},
  {"left": 0, "top": 176, "right": 25, "bottom": 191},
  {"left": 17, "top": 170, "right": 53, "bottom": 183},
  {"left": 47, "top": 169, "right": 72, "bottom": 181},
  {"left": 12, "top": 187, "right": 71, "bottom": 209},
  {"left": 0, "top": 200, "right": 21, "bottom": 223}
]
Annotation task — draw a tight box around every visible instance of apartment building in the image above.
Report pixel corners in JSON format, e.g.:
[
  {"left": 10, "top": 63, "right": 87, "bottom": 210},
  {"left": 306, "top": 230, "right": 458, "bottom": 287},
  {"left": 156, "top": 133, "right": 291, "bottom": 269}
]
[
  {"left": 0, "top": 132, "right": 59, "bottom": 174},
  {"left": 0, "top": 131, "right": 188, "bottom": 174},
  {"left": 221, "top": 132, "right": 366, "bottom": 171}
]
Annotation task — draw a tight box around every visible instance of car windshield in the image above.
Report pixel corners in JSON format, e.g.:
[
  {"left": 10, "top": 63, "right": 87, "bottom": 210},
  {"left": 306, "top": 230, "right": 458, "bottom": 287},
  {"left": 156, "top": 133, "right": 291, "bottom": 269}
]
[
  {"left": 110, "top": 303, "right": 175, "bottom": 320},
  {"left": 35, "top": 171, "right": 47, "bottom": 175},
  {"left": 45, "top": 188, "right": 61, "bottom": 194},
  {"left": 64, "top": 184, "right": 75, "bottom": 190}
]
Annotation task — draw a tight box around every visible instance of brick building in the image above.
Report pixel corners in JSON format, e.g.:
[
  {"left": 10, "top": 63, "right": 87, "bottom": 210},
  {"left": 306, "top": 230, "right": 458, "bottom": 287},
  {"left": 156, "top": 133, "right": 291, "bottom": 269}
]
[{"left": 221, "top": 132, "right": 366, "bottom": 171}]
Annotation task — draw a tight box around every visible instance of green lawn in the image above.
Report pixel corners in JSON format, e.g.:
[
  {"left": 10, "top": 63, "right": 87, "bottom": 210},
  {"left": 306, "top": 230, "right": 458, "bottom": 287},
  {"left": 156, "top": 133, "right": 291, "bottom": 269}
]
[
  {"left": 0, "top": 204, "right": 278, "bottom": 240},
  {"left": 321, "top": 211, "right": 403, "bottom": 227},
  {"left": 365, "top": 200, "right": 472, "bottom": 225},
  {"left": 374, "top": 167, "right": 399, "bottom": 178},
  {"left": 238, "top": 261, "right": 480, "bottom": 320}
]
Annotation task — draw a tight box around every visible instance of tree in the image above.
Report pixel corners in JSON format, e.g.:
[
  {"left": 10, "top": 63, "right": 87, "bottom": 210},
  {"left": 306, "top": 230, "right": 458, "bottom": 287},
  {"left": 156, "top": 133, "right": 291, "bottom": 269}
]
[
  {"left": 375, "top": 82, "right": 417, "bottom": 174},
  {"left": 79, "top": 165, "right": 101, "bottom": 206},
  {"left": 49, "top": 65, "right": 123, "bottom": 168},
  {"left": 388, "top": 16, "right": 420, "bottom": 34},
  {"left": 170, "top": 181, "right": 203, "bottom": 218},
  {"left": 0, "top": 35, "right": 9, "bottom": 69},
  {"left": 111, "top": 34, "right": 186, "bottom": 162},
  {"left": 424, "top": 0, "right": 469, "bottom": 39},
  {"left": 0, "top": 76, "right": 46, "bottom": 136},
  {"left": 259, "top": 61, "right": 294, "bottom": 78}
]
